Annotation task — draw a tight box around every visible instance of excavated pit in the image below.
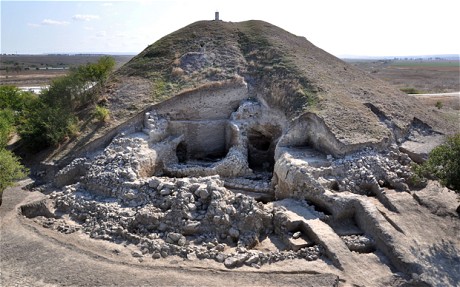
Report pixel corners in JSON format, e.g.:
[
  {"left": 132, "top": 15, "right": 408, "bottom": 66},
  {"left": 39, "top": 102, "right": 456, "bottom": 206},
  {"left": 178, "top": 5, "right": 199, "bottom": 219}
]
[
  {"left": 175, "top": 137, "right": 228, "bottom": 166},
  {"left": 176, "top": 141, "right": 187, "bottom": 163},
  {"left": 20, "top": 199, "right": 56, "bottom": 219},
  {"left": 247, "top": 125, "right": 280, "bottom": 173},
  {"left": 20, "top": 79, "right": 460, "bottom": 286}
]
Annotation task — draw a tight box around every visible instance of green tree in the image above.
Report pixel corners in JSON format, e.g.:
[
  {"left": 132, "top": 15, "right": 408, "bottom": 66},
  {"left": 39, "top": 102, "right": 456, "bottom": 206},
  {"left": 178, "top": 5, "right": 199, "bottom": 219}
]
[
  {"left": 0, "top": 85, "right": 37, "bottom": 112},
  {"left": 415, "top": 134, "right": 460, "bottom": 192},
  {"left": 0, "top": 149, "right": 28, "bottom": 197},
  {"left": 0, "top": 109, "right": 15, "bottom": 148},
  {"left": 0, "top": 87, "right": 37, "bottom": 148},
  {"left": 17, "top": 56, "right": 116, "bottom": 150},
  {"left": 40, "top": 74, "right": 84, "bottom": 111},
  {"left": 0, "top": 86, "right": 29, "bottom": 200},
  {"left": 19, "top": 100, "right": 78, "bottom": 150},
  {"left": 76, "top": 56, "right": 115, "bottom": 83}
]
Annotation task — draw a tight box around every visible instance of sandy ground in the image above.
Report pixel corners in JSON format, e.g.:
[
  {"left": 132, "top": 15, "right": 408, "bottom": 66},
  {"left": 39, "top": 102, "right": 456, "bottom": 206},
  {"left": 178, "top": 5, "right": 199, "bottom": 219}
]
[
  {"left": 2, "top": 179, "right": 459, "bottom": 286},
  {"left": 0, "top": 180, "right": 339, "bottom": 287},
  {"left": 411, "top": 92, "right": 459, "bottom": 97}
]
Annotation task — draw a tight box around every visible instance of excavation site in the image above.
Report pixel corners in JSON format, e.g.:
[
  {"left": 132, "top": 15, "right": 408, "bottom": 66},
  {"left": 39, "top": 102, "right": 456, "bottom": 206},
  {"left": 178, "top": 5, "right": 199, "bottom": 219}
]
[{"left": 1, "top": 20, "right": 459, "bottom": 287}]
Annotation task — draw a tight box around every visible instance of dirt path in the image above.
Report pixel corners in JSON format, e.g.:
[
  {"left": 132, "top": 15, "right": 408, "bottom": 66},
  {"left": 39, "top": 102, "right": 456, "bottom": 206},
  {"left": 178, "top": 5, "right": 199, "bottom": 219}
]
[
  {"left": 0, "top": 181, "right": 339, "bottom": 287},
  {"left": 410, "top": 91, "right": 460, "bottom": 97}
]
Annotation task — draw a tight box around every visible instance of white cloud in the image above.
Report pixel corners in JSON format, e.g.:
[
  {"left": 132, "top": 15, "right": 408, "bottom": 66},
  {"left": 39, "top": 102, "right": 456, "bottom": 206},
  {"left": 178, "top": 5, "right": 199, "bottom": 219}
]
[
  {"left": 27, "top": 23, "right": 40, "bottom": 28},
  {"left": 84, "top": 26, "right": 94, "bottom": 31},
  {"left": 41, "top": 19, "right": 69, "bottom": 26},
  {"left": 96, "top": 31, "right": 107, "bottom": 37},
  {"left": 72, "top": 14, "right": 100, "bottom": 21},
  {"left": 101, "top": 3, "right": 113, "bottom": 7}
]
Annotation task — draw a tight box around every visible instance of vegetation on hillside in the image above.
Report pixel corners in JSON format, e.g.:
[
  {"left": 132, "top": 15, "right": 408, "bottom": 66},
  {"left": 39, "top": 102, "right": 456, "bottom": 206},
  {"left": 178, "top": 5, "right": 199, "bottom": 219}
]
[
  {"left": 0, "top": 57, "right": 115, "bottom": 197},
  {"left": 400, "top": 87, "right": 424, "bottom": 94},
  {"left": 94, "top": 105, "right": 110, "bottom": 123},
  {"left": 412, "top": 134, "right": 460, "bottom": 192},
  {"left": 0, "top": 86, "right": 30, "bottom": 197},
  {"left": 18, "top": 56, "right": 115, "bottom": 150},
  {"left": 0, "top": 149, "right": 28, "bottom": 195}
]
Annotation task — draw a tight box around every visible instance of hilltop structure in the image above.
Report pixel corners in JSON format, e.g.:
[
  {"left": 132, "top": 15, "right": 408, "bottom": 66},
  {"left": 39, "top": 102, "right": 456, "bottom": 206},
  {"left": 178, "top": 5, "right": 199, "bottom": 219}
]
[{"left": 2, "top": 20, "right": 459, "bottom": 286}]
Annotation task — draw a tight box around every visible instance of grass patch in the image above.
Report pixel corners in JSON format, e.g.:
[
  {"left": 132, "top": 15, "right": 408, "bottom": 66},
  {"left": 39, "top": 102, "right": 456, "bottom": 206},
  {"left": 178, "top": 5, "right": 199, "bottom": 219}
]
[
  {"left": 94, "top": 105, "right": 110, "bottom": 122},
  {"left": 400, "top": 87, "right": 424, "bottom": 94}
]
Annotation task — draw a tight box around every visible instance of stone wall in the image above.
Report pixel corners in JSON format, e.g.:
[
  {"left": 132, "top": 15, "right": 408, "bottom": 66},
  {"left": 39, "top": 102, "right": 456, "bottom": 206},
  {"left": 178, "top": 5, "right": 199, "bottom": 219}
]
[
  {"left": 168, "top": 120, "right": 229, "bottom": 160},
  {"left": 277, "top": 113, "right": 390, "bottom": 158},
  {"left": 154, "top": 78, "right": 248, "bottom": 120}
]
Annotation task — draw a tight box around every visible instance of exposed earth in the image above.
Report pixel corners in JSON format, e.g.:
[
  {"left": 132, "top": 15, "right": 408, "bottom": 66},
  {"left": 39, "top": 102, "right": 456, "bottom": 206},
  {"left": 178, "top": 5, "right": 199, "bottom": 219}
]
[{"left": 1, "top": 20, "right": 459, "bottom": 286}]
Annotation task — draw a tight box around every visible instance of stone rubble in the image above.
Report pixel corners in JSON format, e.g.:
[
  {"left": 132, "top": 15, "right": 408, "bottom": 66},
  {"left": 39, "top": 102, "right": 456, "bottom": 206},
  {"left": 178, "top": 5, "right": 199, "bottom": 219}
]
[
  {"left": 35, "top": 132, "right": 421, "bottom": 269},
  {"left": 23, "top": 98, "right": 454, "bottom": 276},
  {"left": 341, "top": 234, "right": 375, "bottom": 253},
  {"left": 42, "top": 171, "right": 322, "bottom": 267}
]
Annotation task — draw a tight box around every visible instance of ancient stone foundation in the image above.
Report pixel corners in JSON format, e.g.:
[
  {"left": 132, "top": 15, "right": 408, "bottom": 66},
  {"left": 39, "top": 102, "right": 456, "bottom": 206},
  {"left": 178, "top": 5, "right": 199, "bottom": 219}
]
[{"left": 23, "top": 80, "right": 460, "bottom": 286}]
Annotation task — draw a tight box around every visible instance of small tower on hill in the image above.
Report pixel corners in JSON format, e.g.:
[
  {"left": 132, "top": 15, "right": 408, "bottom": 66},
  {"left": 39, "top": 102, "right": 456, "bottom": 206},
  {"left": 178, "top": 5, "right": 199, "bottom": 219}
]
[{"left": 215, "top": 11, "right": 219, "bottom": 21}]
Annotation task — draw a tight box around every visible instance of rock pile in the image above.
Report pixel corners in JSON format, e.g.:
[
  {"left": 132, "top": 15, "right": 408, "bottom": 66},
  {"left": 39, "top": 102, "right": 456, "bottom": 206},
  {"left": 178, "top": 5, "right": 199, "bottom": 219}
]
[
  {"left": 40, "top": 172, "right": 323, "bottom": 267},
  {"left": 275, "top": 146, "right": 417, "bottom": 202},
  {"left": 34, "top": 112, "right": 429, "bottom": 269}
]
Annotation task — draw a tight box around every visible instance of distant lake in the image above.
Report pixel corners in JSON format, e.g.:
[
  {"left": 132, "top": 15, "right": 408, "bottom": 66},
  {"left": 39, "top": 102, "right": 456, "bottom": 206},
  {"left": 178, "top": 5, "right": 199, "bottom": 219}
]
[{"left": 19, "top": 86, "right": 48, "bottom": 94}]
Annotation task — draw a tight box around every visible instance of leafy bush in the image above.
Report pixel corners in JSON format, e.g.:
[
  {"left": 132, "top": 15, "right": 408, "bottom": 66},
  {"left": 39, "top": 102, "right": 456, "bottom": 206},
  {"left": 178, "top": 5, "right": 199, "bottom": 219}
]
[
  {"left": 75, "top": 56, "right": 115, "bottom": 83},
  {"left": 0, "top": 85, "right": 37, "bottom": 112},
  {"left": 19, "top": 100, "right": 78, "bottom": 150},
  {"left": 0, "top": 148, "right": 28, "bottom": 194},
  {"left": 408, "top": 163, "right": 428, "bottom": 188},
  {"left": 0, "top": 86, "right": 29, "bottom": 201},
  {"left": 0, "top": 109, "right": 15, "bottom": 148},
  {"left": 94, "top": 105, "right": 110, "bottom": 122},
  {"left": 413, "top": 134, "right": 460, "bottom": 192},
  {"left": 435, "top": 101, "right": 443, "bottom": 109},
  {"left": 17, "top": 56, "right": 115, "bottom": 150}
]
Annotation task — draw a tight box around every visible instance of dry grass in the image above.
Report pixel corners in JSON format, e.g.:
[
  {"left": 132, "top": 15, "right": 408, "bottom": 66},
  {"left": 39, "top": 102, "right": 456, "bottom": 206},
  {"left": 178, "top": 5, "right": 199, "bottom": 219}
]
[
  {"left": 171, "top": 67, "right": 185, "bottom": 77},
  {"left": 413, "top": 95, "right": 460, "bottom": 110},
  {"left": 347, "top": 60, "right": 459, "bottom": 93}
]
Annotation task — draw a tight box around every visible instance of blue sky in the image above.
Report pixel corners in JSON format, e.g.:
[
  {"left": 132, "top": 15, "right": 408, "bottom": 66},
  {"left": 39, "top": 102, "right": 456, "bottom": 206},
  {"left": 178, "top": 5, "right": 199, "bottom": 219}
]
[{"left": 1, "top": 0, "right": 459, "bottom": 56}]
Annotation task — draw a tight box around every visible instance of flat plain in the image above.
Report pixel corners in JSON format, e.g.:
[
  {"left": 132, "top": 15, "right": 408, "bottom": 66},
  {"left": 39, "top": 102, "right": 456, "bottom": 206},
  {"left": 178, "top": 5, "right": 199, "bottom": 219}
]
[
  {"left": 0, "top": 54, "right": 134, "bottom": 87},
  {"left": 346, "top": 59, "right": 459, "bottom": 94}
]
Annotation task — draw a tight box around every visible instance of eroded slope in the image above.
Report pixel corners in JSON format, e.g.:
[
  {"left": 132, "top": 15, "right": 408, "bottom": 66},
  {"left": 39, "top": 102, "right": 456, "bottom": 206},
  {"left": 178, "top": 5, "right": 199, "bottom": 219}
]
[
  {"left": 13, "top": 19, "right": 460, "bottom": 287},
  {"left": 46, "top": 20, "right": 458, "bottom": 164}
]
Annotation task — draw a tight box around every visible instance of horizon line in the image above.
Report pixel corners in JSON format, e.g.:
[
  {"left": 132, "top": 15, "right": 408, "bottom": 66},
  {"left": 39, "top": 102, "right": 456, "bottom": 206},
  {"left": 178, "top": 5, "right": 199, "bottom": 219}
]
[{"left": 2, "top": 52, "right": 459, "bottom": 59}]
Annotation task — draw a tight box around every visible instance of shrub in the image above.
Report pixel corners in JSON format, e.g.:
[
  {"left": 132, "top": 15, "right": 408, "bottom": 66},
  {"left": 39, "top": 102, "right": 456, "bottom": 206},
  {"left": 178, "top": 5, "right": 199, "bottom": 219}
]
[
  {"left": 75, "top": 56, "right": 115, "bottom": 83},
  {"left": 171, "top": 66, "right": 185, "bottom": 77},
  {"left": 413, "top": 134, "right": 460, "bottom": 192},
  {"left": 17, "top": 57, "right": 115, "bottom": 150},
  {"left": 94, "top": 105, "right": 110, "bottom": 122},
  {"left": 400, "top": 87, "right": 423, "bottom": 94},
  {"left": 435, "top": 101, "right": 443, "bottom": 109},
  {"left": 0, "top": 109, "right": 15, "bottom": 148},
  {"left": 19, "top": 101, "right": 78, "bottom": 150},
  {"left": 0, "top": 86, "right": 36, "bottom": 111},
  {"left": 0, "top": 148, "right": 28, "bottom": 193},
  {"left": 407, "top": 163, "right": 428, "bottom": 188}
]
